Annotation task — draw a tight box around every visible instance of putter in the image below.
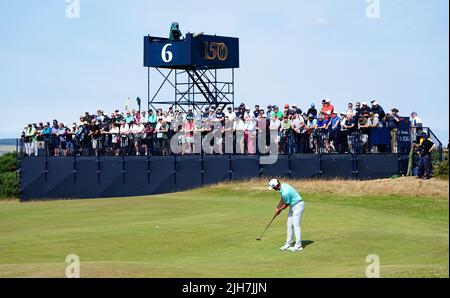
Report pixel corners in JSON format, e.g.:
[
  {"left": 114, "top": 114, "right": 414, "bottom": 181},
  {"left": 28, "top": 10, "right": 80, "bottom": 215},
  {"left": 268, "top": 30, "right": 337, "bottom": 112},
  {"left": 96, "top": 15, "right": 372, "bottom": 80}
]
[{"left": 256, "top": 214, "right": 278, "bottom": 241}]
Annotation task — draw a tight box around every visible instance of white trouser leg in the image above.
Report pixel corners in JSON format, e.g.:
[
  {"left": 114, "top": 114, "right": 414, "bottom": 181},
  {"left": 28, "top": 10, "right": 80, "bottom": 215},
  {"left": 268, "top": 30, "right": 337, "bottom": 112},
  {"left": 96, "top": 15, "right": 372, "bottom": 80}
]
[
  {"left": 286, "top": 209, "right": 294, "bottom": 245},
  {"left": 286, "top": 202, "right": 305, "bottom": 247},
  {"left": 32, "top": 141, "right": 38, "bottom": 156},
  {"left": 25, "top": 143, "right": 31, "bottom": 156}
]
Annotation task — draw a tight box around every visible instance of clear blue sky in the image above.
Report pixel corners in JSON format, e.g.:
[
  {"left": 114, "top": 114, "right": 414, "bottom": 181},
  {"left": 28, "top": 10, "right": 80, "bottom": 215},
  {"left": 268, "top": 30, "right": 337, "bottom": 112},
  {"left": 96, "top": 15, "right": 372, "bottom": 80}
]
[{"left": 0, "top": 0, "right": 448, "bottom": 142}]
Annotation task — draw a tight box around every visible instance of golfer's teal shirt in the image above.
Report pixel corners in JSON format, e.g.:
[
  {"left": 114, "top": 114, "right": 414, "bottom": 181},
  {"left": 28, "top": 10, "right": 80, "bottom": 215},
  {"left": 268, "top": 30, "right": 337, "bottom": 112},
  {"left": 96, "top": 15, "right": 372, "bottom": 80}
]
[{"left": 279, "top": 183, "right": 303, "bottom": 207}]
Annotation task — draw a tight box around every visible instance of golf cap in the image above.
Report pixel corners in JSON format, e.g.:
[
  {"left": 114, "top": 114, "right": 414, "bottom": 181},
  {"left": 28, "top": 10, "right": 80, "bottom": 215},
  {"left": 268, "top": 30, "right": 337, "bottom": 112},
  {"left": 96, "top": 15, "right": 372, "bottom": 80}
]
[
  {"left": 362, "top": 102, "right": 368, "bottom": 105},
  {"left": 325, "top": 99, "right": 330, "bottom": 103},
  {"left": 268, "top": 179, "right": 280, "bottom": 190},
  {"left": 285, "top": 104, "right": 290, "bottom": 108},
  {"left": 391, "top": 107, "right": 399, "bottom": 112}
]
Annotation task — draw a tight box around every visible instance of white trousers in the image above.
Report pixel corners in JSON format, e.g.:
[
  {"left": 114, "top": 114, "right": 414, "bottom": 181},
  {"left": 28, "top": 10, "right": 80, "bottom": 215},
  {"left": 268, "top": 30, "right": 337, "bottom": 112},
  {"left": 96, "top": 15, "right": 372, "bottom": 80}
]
[
  {"left": 286, "top": 201, "right": 305, "bottom": 247},
  {"left": 25, "top": 141, "right": 37, "bottom": 156}
]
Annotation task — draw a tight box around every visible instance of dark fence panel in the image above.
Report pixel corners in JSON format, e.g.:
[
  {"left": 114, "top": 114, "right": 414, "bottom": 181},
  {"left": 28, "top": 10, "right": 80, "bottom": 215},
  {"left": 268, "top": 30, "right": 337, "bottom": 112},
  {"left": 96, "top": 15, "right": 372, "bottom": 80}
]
[
  {"left": 290, "top": 155, "right": 321, "bottom": 179},
  {"left": 230, "top": 155, "right": 259, "bottom": 181},
  {"left": 20, "top": 157, "right": 46, "bottom": 201},
  {"left": 321, "top": 154, "right": 354, "bottom": 179},
  {"left": 46, "top": 157, "right": 77, "bottom": 198},
  {"left": 260, "top": 155, "right": 290, "bottom": 178},
  {"left": 74, "top": 157, "right": 99, "bottom": 198},
  {"left": 203, "top": 155, "right": 231, "bottom": 185},
  {"left": 19, "top": 154, "right": 403, "bottom": 201},
  {"left": 358, "top": 154, "right": 399, "bottom": 179},
  {"left": 147, "top": 156, "right": 176, "bottom": 195},
  {"left": 175, "top": 155, "right": 203, "bottom": 191}
]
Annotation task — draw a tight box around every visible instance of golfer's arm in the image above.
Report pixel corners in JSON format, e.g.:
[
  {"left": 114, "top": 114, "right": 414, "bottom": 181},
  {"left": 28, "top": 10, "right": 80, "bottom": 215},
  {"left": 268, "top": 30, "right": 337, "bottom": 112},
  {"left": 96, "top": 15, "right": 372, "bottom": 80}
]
[{"left": 276, "top": 198, "right": 289, "bottom": 211}]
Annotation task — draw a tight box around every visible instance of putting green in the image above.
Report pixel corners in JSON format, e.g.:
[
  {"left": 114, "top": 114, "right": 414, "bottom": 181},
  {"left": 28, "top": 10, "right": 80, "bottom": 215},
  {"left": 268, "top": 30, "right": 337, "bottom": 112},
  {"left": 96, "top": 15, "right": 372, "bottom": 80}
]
[{"left": 0, "top": 180, "right": 448, "bottom": 277}]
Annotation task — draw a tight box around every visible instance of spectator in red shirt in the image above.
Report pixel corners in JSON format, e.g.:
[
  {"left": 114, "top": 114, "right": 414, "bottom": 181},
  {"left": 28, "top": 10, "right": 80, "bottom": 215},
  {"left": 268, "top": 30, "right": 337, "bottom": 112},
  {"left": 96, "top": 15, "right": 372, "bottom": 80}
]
[{"left": 321, "top": 99, "right": 334, "bottom": 120}]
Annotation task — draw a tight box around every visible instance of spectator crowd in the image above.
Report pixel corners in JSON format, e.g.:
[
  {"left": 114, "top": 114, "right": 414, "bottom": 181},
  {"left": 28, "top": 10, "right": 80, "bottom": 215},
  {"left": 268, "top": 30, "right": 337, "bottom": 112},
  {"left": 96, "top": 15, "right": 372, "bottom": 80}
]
[{"left": 21, "top": 99, "right": 425, "bottom": 158}]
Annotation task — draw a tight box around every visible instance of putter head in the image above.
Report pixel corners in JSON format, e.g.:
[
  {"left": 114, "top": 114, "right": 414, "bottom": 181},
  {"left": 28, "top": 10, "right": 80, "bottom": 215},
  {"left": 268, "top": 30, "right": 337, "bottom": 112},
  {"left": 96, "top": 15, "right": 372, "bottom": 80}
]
[{"left": 256, "top": 237, "right": 262, "bottom": 241}]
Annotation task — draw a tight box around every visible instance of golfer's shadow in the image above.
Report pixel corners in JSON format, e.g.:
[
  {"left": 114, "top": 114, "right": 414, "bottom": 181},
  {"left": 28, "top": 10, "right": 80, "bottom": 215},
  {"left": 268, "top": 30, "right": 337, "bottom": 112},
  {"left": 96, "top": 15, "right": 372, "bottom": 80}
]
[{"left": 301, "top": 240, "right": 314, "bottom": 248}]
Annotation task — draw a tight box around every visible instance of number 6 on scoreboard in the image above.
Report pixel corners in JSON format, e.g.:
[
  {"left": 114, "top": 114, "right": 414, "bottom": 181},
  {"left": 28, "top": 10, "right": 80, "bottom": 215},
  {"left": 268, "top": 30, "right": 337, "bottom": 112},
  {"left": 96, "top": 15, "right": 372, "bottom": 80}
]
[{"left": 161, "top": 44, "right": 173, "bottom": 63}]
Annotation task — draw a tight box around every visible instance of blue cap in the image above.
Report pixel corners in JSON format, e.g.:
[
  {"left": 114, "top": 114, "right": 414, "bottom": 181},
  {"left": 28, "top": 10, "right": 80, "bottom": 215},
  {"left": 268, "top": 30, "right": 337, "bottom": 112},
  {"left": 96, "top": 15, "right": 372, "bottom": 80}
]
[{"left": 311, "top": 103, "right": 315, "bottom": 107}]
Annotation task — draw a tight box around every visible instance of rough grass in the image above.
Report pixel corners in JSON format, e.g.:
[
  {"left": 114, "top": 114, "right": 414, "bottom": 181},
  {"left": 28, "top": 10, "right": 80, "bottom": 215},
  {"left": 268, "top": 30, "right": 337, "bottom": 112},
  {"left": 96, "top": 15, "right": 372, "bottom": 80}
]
[
  {"left": 0, "top": 178, "right": 448, "bottom": 278},
  {"left": 211, "top": 177, "right": 449, "bottom": 200}
]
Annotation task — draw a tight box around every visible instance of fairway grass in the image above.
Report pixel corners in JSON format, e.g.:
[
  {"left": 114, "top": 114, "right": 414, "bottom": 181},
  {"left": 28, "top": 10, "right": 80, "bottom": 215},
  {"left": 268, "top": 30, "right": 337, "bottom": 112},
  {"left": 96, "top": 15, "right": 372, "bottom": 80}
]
[{"left": 0, "top": 178, "right": 448, "bottom": 277}]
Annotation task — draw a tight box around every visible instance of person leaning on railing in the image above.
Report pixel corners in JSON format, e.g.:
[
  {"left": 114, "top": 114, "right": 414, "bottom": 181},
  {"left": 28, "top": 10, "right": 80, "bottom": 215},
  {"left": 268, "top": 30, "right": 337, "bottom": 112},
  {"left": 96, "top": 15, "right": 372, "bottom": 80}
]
[
  {"left": 367, "top": 112, "right": 380, "bottom": 153},
  {"left": 305, "top": 114, "right": 317, "bottom": 153},
  {"left": 358, "top": 115, "right": 370, "bottom": 154},
  {"left": 315, "top": 114, "right": 328, "bottom": 154},
  {"left": 342, "top": 114, "right": 357, "bottom": 154}
]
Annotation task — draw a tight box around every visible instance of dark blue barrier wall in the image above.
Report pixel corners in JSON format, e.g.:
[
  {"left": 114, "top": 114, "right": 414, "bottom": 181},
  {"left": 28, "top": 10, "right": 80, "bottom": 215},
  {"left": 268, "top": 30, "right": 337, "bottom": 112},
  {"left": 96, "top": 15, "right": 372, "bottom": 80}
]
[
  {"left": 321, "top": 155, "right": 355, "bottom": 179},
  {"left": 290, "top": 155, "right": 321, "bottom": 179},
  {"left": 231, "top": 155, "right": 259, "bottom": 181},
  {"left": 20, "top": 154, "right": 402, "bottom": 201},
  {"left": 203, "top": 155, "right": 231, "bottom": 185},
  {"left": 358, "top": 154, "right": 399, "bottom": 180}
]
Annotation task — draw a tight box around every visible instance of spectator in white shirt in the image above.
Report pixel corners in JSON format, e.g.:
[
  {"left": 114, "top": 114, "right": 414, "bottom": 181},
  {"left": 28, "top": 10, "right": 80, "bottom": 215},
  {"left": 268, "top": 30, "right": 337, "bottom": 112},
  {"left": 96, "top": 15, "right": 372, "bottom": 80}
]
[
  {"left": 411, "top": 112, "right": 423, "bottom": 142},
  {"left": 244, "top": 114, "right": 256, "bottom": 154},
  {"left": 130, "top": 121, "right": 144, "bottom": 155}
]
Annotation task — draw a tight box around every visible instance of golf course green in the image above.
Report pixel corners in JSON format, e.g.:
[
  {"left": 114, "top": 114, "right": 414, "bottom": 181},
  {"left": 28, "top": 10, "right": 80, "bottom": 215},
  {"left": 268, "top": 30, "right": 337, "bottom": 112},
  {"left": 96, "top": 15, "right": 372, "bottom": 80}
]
[{"left": 0, "top": 178, "right": 448, "bottom": 278}]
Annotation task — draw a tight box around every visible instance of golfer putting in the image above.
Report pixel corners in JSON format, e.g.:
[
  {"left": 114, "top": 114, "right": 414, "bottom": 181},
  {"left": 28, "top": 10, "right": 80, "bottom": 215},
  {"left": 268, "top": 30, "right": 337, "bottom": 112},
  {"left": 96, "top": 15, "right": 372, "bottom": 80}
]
[{"left": 268, "top": 179, "right": 305, "bottom": 252}]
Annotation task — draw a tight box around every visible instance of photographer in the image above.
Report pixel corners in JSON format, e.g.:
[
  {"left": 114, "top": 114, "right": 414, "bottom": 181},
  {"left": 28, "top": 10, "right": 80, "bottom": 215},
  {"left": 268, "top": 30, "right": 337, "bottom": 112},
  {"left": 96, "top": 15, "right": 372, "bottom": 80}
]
[{"left": 415, "top": 131, "right": 437, "bottom": 180}]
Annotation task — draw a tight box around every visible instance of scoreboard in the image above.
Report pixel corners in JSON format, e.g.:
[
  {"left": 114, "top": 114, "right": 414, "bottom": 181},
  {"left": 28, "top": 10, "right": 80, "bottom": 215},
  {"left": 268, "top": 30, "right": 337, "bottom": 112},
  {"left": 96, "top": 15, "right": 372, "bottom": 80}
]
[{"left": 144, "top": 33, "right": 239, "bottom": 69}]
